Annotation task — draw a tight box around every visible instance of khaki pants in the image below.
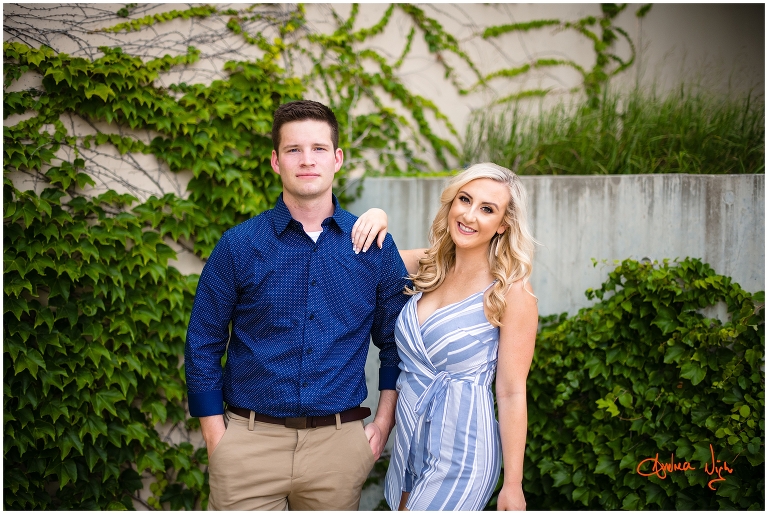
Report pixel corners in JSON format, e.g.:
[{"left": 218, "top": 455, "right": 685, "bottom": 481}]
[{"left": 208, "top": 410, "right": 376, "bottom": 511}]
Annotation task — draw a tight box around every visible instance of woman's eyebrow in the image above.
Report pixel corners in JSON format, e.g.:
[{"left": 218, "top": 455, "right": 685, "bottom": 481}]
[{"left": 459, "top": 190, "right": 499, "bottom": 209}]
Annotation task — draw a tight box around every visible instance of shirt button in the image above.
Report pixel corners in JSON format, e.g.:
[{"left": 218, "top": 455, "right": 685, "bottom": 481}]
[
  {"left": 302, "top": 381, "right": 308, "bottom": 388},
  {"left": 306, "top": 348, "right": 312, "bottom": 355},
  {"left": 313, "top": 247, "right": 318, "bottom": 252},
  {"left": 309, "top": 313, "right": 315, "bottom": 320},
  {"left": 311, "top": 280, "right": 317, "bottom": 286}
]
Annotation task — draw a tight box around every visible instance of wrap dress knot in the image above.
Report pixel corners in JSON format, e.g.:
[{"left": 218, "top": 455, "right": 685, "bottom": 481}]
[{"left": 385, "top": 284, "right": 502, "bottom": 511}]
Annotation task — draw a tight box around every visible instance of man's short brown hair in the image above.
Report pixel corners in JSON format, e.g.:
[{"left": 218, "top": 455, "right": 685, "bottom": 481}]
[{"left": 272, "top": 100, "right": 339, "bottom": 153}]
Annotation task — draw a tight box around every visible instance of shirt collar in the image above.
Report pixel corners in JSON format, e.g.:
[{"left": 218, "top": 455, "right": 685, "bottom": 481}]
[{"left": 272, "top": 194, "right": 351, "bottom": 235}]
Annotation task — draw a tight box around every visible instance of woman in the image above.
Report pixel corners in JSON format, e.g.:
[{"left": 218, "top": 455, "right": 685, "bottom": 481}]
[{"left": 352, "top": 163, "right": 538, "bottom": 510}]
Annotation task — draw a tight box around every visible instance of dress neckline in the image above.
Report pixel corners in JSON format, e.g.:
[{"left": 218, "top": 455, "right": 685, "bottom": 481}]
[{"left": 416, "top": 281, "right": 496, "bottom": 329}]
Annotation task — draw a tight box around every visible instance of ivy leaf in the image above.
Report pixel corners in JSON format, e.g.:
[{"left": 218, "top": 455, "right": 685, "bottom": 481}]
[
  {"left": 40, "top": 368, "right": 67, "bottom": 395},
  {"left": 59, "top": 428, "right": 84, "bottom": 459},
  {"left": 652, "top": 305, "right": 679, "bottom": 334},
  {"left": 48, "top": 276, "right": 71, "bottom": 301},
  {"left": 85, "top": 84, "right": 115, "bottom": 102},
  {"left": 663, "top": 344, "right": 687, "bottom": 364},
  {"left": 94, "top": 389, "right": 124, "bottom": 416},
  {"left": 137, "top": 450, "right": 165, "bottom": 473},
  {"left": 125, "top": 422, "right": 148, "bottom": 444},
  {"left": 594, "top": 454, "right": 618, "bottom": 479},
  {"left": 178, "top": 467, "right": 205, "bottom": 489},
  {"left": 79, "top": 414, "right": 109, "bottom": 443},
  {"left": 596, "top": 398, "right": 619, "bottom": 417},
  {"left": 14, "top": 349, "right": 47, "bottom": 378},
  {"left": 4, "top": 297, "right": 29, "bottom": 320},
  {"left": 4, "top": 335, "right": 26, "bottom": 360},
  {"left": 551, "top": 466, "right": 572, "bottom": 487},
  {"left": 680, "top": 361, "right": 706, "bottom": 385},
  {"left": 622, "top": 493, "right": 641, "bottom": 510},
  {"left": 84, "top": 443, "right": 108, "bottom": 472},
  {"left": 34, "top": 308, "right": 55, "bottom": 331},
  {"left": 85, "top": 344, "right": 111, "bottom": 367},
  {"left": 56, "top": 302, "right": 79, "bottom": 328}
]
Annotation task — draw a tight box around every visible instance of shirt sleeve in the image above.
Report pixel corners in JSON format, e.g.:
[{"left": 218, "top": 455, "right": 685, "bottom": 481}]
[
  {"left": 184, "top": 233, "right": 238, "bottom": 417},
  {"left": 371, "top": 236, "right": 410, "bottom": 390}
]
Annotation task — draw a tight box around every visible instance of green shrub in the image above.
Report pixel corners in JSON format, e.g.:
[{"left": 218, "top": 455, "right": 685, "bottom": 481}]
[
  {"left": 492, "top": 258, "right": 764, "bottom": 510},
  {"left": 463, "top": 86, "right": 765, "bottom": 175}
]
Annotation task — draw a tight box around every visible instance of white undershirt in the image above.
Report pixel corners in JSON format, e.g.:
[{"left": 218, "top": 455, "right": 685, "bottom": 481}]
[{"left": 305, "top": 229, "right": 323, "bottom": 242}]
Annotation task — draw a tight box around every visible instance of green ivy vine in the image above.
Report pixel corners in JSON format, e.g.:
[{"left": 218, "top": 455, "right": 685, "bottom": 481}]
[{"left": 480, "top": 3, "right": 652, "bottom": 107}]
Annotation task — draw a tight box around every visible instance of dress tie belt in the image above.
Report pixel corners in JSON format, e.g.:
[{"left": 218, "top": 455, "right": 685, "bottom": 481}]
[
  {"left": 414, "top": 371, "right": 451, "bottom": 422},
  {"left": 407, "top": 371, "right": 479, "bottom": 482}
]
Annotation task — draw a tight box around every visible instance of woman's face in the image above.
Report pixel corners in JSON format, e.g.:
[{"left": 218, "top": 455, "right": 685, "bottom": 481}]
[{"left": 447, "top": 178, "right": 510, "bottom": 252}]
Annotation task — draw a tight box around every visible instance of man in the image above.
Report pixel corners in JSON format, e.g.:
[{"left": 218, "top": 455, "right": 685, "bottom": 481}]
[{"left": 184, "top": 100, "right": 409, "bottom": 510}]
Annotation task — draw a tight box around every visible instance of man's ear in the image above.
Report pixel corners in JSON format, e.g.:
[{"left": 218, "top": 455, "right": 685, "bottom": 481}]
[
  {"left": 334, "top": 147, "right": 344, "bottom": 173},
  {"left": 271, "top": 150, "right": 280, "bottom": 175}
]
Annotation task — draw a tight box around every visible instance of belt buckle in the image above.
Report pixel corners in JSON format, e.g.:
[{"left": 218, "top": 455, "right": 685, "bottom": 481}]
[{"left": 285, "top": 417, "right": 307, "bottom": 429}]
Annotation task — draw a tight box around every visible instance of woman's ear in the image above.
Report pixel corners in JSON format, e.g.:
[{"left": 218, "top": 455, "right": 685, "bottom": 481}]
[{"left": 497, "top": 225, "right": 508, "bottom": 235}]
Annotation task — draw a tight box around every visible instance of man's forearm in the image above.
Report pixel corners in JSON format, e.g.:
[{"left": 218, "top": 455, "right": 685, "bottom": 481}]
[{"left": 373, "top": 389, "right": 398, "bottom": 435}]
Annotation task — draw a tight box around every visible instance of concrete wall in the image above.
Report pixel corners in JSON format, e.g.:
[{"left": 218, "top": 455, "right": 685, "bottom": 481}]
[
  {"left": 349, "top": 174, "right": 764, "bottom": 316},
  {"left": 354, "top": 174, "right": 764, "bottom": 443}
]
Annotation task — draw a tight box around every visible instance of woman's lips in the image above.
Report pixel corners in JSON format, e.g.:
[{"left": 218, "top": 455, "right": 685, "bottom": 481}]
[{"left": 457, "top": 222, "right": 477, "bottom": 234}]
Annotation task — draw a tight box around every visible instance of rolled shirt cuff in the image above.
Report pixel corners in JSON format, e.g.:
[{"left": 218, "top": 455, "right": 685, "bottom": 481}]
[
  {"left": 378, "top": 366, "right": 400, "bottom": 391},
  {"left": 187, "top": 389, "right": 224, "bottom": 417}
]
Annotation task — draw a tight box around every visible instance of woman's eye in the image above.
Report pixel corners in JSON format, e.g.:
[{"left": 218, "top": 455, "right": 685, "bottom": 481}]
[
  {"left": 459, "top": 195, "right": 469, "bottom": 203},
  {"left": 482, "top": 206, "right": 493, "bottom": 213}
]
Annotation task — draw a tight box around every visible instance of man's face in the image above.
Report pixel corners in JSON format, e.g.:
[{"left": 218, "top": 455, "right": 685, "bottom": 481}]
[{"left": 271, "top": 120, "right": 343, "bottom": 203}]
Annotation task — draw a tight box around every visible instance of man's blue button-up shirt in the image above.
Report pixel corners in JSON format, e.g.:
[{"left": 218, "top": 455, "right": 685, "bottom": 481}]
[{"left": 185, "top": 195, "right": 410, "bottom": 418}]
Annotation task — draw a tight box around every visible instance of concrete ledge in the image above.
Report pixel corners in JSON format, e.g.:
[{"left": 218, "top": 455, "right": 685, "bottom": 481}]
[{"left": 349, "top": 174, "right": 765, "bottom": 316}]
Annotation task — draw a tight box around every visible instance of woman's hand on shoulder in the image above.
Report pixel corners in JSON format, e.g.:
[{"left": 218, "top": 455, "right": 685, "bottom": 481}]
[
  {"left": 352, "top": 208, "right": 388, "bottom": 254},
  {"left": 497, "top": 482, "right": 526, "bottom": 511}
]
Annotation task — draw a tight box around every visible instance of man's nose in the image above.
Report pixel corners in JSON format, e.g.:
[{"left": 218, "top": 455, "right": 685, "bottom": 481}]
[{"left": 300, "top": 150, "right": 314, "bottom": 166}]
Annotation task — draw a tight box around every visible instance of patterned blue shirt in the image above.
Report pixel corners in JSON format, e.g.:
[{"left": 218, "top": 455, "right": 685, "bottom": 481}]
[{"left": 185, "top": 194, "right": 410, "bottom": 418}]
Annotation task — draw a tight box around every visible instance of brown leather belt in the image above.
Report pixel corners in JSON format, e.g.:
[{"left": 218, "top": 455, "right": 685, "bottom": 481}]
[{"left": 227, "top": 406, "right": 371, "bottom": 429}]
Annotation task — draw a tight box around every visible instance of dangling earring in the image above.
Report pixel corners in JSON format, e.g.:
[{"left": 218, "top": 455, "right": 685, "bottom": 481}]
[{"left": 494, "top": 233, "right": 504, "bottom": 257}]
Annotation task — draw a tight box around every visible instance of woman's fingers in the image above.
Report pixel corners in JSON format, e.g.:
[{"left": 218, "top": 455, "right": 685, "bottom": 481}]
[
  {"left": 351, "top": 219, "right": 367, "bottom": 253},
  {"left": 363, "top": 226, "right": 385, "bottom": 252}
]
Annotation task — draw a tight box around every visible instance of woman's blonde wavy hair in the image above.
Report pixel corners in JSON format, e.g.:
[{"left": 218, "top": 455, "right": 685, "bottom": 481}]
[{"left": 407, "top": 162, "right": 536, "bottom": 327}]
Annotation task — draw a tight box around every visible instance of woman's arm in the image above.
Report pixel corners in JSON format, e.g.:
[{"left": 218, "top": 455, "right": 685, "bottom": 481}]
[
  {"left": 399, "top": 249, "right": 427, "bottom": 276},
  {"left": 495, "top": 280, "right": 538, "bottom": 511}
]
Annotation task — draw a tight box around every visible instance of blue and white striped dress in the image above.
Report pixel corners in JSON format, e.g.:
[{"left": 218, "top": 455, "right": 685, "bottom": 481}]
[{"left": 384, "top": 283, "right": 501, "bottom": 510}]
